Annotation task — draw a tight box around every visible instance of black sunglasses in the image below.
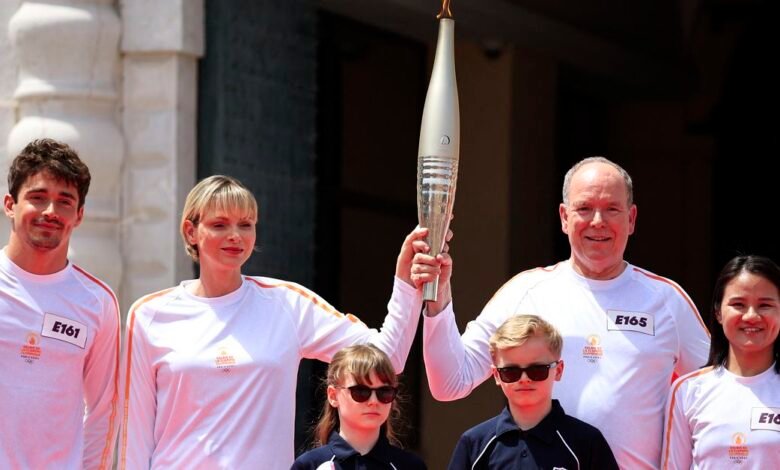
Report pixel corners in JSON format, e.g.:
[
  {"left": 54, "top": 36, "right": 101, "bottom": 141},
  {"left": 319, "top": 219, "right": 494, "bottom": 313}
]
[
  {"left": 496, "top": 361, "right": 559, "bottom": 383},
  {"left": 338, "top": 384, "right": 398, "bottom": 404}
]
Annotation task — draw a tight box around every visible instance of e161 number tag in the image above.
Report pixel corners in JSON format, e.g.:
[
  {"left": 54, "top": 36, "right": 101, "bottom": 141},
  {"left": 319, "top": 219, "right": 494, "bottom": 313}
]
[{"left": 41, "top": 313, "right": 87, "bottom": 348}]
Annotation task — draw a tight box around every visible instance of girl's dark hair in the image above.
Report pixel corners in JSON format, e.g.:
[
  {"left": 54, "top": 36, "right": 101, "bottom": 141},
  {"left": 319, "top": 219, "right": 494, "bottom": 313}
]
[
  {"left": 706, "top": 255, "right": 780, "bottom": 373},
  {"left": 314, "top": 344, "right": 403, "bottom": 447}
]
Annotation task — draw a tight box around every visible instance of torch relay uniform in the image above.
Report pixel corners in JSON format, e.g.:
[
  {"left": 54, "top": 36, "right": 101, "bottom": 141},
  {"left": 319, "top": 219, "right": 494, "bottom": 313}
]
[
  {"left": 291, "top": 430, "right": 427, "bottom": 470},
  {"left": 120, "top": 275, "right": 422, "bottom": 469},
  {"left": 662, "top": 364, "right": 780, "bottom": 469},
  {"left": 424, "top": 260, "right": 711, "bottom": 469},
  {"left": 0, "top": 248, "right": 120, "bottom": 469}
]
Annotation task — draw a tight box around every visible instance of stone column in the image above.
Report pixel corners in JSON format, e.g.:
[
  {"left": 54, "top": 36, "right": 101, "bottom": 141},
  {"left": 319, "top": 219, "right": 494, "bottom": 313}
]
[
  {"left": 6, "top": 0, "right": 123, "bottom": 289},
  {"left": 0, "top": 0, "right": 22, "bottom": 238},
  {"left": 119, "top": 0, "right": 203, "bottom": 310}
]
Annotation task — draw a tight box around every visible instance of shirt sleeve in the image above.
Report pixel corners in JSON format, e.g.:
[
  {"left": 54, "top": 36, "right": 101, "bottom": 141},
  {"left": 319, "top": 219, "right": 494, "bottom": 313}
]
[
  {"left": 119, "top": 305, "right": 158, "bottom": 470},
  {"left": 423, "top": 277, "right": 522, "bottom": 401},
  {"left": 82, "top": 290, "right": 121, "bottom": 470},
  {"left": 661, "top": 380, "right": 693, "bottom": 470},
  {"left": 669, "top": 285, "right": 710, "bottom": 376},
  {"left": 294, "top": 276, "right": 423, "bottom": 373},
  {"left": 446, "top": 434, "right": 474, "bottom": 470}
]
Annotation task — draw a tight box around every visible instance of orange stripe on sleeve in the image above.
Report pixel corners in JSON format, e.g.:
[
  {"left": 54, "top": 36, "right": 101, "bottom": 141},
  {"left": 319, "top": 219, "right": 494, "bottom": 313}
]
[
  {"left": 485, "top": 263, "right": 562, "bottom": 305},
  {"left": 662, "top": 366, "right": 715, "bottom": 469},
  {"left": 633, "top": 268, "right": 710, "bottom": 337},
  {"left": 118, "top": 289, "right": 174, "bottom": 470},
  {"left": 72, "top": 265, "right": 121, "bottom": 470},
  {"left": 247, "top": 277, "right": 360, "bottom": 323}
]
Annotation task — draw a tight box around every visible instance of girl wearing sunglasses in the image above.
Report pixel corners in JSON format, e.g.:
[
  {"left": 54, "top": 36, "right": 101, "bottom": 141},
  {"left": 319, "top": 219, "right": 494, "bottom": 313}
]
[
  {"left": 662, "top": 255, "right": 780, "bottom": 469},
  {"left": 292, "top": 344, "right": 426, "bottom": 469},
  {"left": 120, "top": 176, "right": 441, "bottom": 469}
]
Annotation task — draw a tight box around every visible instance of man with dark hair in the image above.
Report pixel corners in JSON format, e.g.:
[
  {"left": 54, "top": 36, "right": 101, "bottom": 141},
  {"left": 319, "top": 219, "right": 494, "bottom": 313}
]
[{"left": 0, "top": 139, "right": 120, "bottom": 469}]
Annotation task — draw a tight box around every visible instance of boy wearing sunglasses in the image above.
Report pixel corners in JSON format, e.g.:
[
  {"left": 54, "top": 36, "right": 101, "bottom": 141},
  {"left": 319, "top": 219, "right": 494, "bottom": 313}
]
[{"left": 448, "top": 315, "right": 617, "bottom": 469}]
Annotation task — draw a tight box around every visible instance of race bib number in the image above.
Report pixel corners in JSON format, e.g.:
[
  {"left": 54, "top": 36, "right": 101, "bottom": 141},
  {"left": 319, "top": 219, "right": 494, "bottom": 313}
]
[
  {"left": 751, "top": 407, "right": 780, "bottom": 431},
  {"left": 41, "top": 313, "right": 87, "bottom": 348},
  {"left": 606, "top": 310, "right": 654, "bottom": 335}
]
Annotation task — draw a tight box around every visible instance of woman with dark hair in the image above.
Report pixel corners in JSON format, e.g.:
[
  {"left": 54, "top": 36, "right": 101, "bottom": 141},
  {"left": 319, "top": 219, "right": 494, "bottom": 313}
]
[{"left": 662, "top": 255, "right": 780, "bottom": 469}]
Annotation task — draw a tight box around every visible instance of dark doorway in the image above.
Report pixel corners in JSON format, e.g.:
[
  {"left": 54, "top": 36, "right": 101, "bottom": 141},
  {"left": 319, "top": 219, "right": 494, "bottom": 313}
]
[{"left": 312, "top": 11, "right": 428, "bottom": 452}]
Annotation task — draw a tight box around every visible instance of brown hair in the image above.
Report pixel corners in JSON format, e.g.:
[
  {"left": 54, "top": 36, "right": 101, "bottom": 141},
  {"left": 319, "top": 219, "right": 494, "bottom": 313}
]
[
  {"left": 489, "top": 314, "right": 563, "bottom": 361},
  {"left": 180, "top": 175, "right": 258, "bottom": 261},
  {"left": 314, "top": 344, "right": 402, "bottom": 447},
  {"left": 8, "top": 138, "right": 91, "bottom": 209}
]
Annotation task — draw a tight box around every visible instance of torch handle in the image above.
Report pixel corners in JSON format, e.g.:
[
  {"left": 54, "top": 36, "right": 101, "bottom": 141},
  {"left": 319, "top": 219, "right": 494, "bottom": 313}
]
[{"left": 423, "top": 277, "right": 439, "bottom": 302}]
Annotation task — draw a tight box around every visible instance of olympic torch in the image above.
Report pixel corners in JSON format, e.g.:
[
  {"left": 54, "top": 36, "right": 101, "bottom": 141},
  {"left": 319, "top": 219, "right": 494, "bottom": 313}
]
[{"left": 417, "top": 0, "right": 459, "bottom": 302}]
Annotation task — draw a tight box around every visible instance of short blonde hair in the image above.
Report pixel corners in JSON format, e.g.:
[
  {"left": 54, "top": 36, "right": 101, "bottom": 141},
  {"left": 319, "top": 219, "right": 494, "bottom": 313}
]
[
  {"left": 489, "top": 314, "right": 563, "bottom": 361},
  {"left": 180, "top": 175, "right": 258, "bottom": 261}
]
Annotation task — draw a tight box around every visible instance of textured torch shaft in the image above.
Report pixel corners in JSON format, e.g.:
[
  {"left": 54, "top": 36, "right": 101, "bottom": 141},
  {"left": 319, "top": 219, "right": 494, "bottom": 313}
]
[
  {"left": 418, "top": 155, "right": 458, "bottom": 301},
  {"left": 417, "top": 155, "right": 458, "bottom": 255},
  {"left": 417, "top": 18, "right": 459, "bottom": 302}
]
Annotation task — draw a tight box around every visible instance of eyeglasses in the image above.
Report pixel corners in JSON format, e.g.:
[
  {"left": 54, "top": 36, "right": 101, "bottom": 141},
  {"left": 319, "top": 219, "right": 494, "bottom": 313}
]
[
  {"left": 496, "top": 361, "right": 559, "bottom": 383},
  {"left": 337, "top": 385, "right": 398, "bottom": 404}
]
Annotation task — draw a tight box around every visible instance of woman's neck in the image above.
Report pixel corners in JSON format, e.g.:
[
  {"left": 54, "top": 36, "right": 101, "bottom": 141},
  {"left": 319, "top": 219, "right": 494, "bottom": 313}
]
[
  {"left": 189, "top": 268, "right": 243, "bottom": 298},
  {"left": 339, "top": 426, "right": 381, "bottom": 456},
  {"left": 727, "top": 348, "right": 775, "bottom": 377}
]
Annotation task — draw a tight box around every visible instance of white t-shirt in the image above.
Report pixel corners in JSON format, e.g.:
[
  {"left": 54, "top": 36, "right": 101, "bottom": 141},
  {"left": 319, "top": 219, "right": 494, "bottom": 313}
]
[
  {"left": 663, "top": 364, "right": 780, "bottom": 469},
  {"left": 424, "top": 260, "right": 710, "bottom": 469},
  {"left": 119, "top": 275, "right": 422, "bottom": 469},
  {"left": 0, "top": 248, "right": 120, "bottom": 469}
]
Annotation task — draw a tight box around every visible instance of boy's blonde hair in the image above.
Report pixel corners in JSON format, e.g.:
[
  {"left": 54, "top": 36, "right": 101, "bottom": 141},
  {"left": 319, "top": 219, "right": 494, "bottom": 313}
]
[
  {"left": 180, "top": 175, "right": 258, "bottom": 261},
  {"left": 489, "top": 314, "right": 563, "bottom": 361}
]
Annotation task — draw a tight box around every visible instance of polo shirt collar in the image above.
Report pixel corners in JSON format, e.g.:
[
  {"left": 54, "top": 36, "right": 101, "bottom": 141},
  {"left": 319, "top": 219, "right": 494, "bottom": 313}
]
[
  {"left": 494, "top": 399, "right": 566, "bottom": 445},
  {"left": 328, "top": 429, "right": 394, "bottom": 462},
  {"left": 328, "top": 431, "right": 359, "bottom": 459}
]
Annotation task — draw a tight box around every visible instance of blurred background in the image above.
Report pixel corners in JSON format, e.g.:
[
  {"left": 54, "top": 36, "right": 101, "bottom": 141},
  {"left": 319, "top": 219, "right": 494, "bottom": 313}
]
[{"left": 1, "top": 0, "right": 776, "bottom": 466}]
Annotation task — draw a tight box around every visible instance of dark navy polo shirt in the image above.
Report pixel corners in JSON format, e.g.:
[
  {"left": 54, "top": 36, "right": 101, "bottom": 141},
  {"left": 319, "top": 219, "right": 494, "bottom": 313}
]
[
  {"left": 448, "top": 400, "right": 618, "bottom": 470},
  {"left": 291, "top": 430, "right": 427, "bottom": 470}
]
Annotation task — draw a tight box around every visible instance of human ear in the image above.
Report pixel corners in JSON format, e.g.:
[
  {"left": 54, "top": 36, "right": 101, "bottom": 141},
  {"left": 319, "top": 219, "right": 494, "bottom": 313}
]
[
  {"left": 627, "top": 205, "right": 637, "bottom": 235},
  {"left": 554, "top": 360, "right": 564, "bottom": 381},
  {"left": 491, "top": 366, "right": 501, "bottom": 386},
  {"left": 183, "top": 219, "right": 197, "bottom": 245},
  {"left": 74, "top": 205, "right": 84, "bottom": 228},
  {"left": 559, "top": 204, "right": 569, "bottom": 234},
  {"left": 4, "top": 194, "right": 15, "bottom": 219},
  {"left": 326, "top": 385, "right": 339, "bottom": 408}
]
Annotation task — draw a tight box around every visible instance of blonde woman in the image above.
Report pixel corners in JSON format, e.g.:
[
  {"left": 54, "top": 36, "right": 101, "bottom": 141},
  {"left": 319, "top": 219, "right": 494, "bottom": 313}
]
[{"left": 120, "top": 175, "right": 446, "bottom": 469}]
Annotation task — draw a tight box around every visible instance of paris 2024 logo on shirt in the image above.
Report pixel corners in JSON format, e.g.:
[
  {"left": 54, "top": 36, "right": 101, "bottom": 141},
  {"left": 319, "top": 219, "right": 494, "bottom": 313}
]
[
  {"left": 20, "top": 332, "right": 42, "bottom": 364},
  {"left": 215, "top": 347, "right": 237, "bottom": 373},
  {"left": 582, "top": 334, "right": 603, "bottom": 363},
  {"left": 728, "top": 432, "right": 749, "bottom": 464}
]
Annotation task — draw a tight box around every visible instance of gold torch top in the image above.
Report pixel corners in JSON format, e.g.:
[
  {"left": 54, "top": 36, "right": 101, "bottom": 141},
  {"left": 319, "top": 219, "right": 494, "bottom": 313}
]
[{"left": 437, "top": 0, "right": 453, "bottom": 20}]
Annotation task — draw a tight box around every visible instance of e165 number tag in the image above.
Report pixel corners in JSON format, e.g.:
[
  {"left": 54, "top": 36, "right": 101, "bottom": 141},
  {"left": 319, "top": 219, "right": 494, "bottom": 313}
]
[{"left": 41, "top": 313, "right": 87, "bottom": 348}]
